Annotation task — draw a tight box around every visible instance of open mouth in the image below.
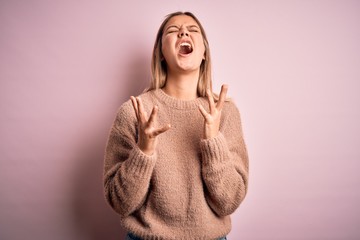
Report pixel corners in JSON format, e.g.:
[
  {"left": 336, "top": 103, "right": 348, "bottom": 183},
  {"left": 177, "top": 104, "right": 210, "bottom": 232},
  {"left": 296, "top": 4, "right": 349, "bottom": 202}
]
[{"left": 179, "top": 42, "right": 193, "bottom": 55}]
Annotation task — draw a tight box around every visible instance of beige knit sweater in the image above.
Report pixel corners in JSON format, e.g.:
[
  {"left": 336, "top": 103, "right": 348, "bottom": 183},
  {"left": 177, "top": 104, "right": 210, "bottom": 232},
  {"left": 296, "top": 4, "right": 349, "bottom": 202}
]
[{"left": 104, "top": 89, "right": 249, "bottom": 240}]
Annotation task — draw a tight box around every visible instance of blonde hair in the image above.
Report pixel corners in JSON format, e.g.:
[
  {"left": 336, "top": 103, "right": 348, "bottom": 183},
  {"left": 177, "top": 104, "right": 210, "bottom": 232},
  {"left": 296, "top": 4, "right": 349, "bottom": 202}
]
[{"left": 147, "top": 11, "right": 213, "bottom": 98}]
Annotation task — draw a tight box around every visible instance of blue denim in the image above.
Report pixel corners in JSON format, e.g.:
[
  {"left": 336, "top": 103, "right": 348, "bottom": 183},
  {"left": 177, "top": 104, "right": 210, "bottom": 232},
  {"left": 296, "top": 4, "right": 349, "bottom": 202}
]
[
  {"left": 125, "top": 232, "right": 143, "bottom": 240},
  {"left": 126, "top": 232, "right": 227, "bottom": 240}
]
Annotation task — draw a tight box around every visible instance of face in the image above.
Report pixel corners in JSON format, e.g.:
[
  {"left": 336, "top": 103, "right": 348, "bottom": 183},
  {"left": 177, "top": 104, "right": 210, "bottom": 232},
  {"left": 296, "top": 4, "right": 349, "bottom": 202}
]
[{"left": 161, "top": 15, "right": 206, "bottom": 74}]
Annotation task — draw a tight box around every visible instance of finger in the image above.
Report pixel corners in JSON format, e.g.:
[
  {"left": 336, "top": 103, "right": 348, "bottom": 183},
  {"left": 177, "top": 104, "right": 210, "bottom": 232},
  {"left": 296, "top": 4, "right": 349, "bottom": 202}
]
[
  {"left": 198, "top": 104, "right": 210, "bottom": 121},
  {"left": 147, "top": 105, "right": 158, "bottom": 126},
  {"left": 152, "top": 124, "right": 171, "bottom": 137},
  {"left": 130, "top": 96, "right": 139, "bottom": 121},
  {"left": 136, "top": 97, "right": 147, "bottom": 123},
  {"left": 206, "top": 88, "right": 215, "bottom": 114},
  {"left": 216, "top": 84, "right": 228, "bottom": 110}
]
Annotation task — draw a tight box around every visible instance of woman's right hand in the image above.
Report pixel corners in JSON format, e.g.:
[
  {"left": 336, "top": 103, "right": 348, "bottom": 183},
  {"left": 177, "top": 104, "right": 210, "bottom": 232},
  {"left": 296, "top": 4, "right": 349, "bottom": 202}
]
[{"left": 130, "top": 96, "right": 171, "bottom": 156}]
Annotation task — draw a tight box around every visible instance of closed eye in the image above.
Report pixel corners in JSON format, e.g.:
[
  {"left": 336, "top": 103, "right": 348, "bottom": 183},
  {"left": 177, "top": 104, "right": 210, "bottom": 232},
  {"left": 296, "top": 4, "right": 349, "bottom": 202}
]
[
  {"left": 165, "top": 26, "right": 179, "bottom": 34},
  {"left": 188, "top": 25, "right": 200, "bottom": 33}
]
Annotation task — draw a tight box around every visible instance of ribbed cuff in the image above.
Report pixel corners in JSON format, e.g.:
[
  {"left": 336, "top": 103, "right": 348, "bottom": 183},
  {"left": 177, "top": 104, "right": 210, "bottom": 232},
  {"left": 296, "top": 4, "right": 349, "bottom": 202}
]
[
  {"left": 124, "top": 147, "right": 157, "bottom": 177},
  {"left": 199, "top": 133, "right": 229, "bottom": 167}
]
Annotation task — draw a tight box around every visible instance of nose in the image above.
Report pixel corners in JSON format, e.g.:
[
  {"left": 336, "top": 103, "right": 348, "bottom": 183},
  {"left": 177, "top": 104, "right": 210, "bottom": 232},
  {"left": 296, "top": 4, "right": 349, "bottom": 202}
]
[{"left": 178, "top": 28, "right": 189, "bottom": 38}]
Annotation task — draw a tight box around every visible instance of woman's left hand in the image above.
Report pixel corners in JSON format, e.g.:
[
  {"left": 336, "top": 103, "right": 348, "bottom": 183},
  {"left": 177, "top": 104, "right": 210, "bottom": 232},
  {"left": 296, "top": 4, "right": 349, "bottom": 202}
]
[{"left": 198, "top": 84, "right": 228, "bottom": 139}]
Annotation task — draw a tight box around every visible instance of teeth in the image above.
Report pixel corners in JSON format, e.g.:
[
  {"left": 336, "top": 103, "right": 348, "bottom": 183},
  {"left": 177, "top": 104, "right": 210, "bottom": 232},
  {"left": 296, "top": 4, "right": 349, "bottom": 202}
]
[{"left": 180, "top": 42, "right": 191, "bottom": 47}]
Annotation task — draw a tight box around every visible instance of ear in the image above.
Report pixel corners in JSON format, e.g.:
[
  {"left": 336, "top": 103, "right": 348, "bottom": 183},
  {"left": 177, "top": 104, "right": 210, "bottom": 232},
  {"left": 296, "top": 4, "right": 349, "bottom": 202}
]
[{"left": 159, "top": 49, "right": 164, "bottom": 61}]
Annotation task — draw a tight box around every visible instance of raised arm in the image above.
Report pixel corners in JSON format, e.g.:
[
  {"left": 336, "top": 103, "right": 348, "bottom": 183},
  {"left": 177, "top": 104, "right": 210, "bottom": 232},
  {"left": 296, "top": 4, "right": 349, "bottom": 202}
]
[
  {"left": 199, "top": 86, "right": 249, "bottom": 216},
  {"left": 103, "top": 98, "right": 170, "bottom": 217}
]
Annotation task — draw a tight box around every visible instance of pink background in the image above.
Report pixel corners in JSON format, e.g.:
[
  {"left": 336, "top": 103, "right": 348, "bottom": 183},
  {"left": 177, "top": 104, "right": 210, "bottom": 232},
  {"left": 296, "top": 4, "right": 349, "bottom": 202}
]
[{"left": 1, "top": 1, "right": 360, "bottom": 239}]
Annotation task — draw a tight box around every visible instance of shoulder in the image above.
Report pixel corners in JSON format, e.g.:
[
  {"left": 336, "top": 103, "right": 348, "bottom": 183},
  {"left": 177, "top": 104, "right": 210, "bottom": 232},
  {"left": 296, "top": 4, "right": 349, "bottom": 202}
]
[
  {"left": 115, "top": 99, "right": 134, "bottom": 121},
  {"left": 116, "top": 91, "right": 153, "bottom": 114},
  {"left": 219, "top": 99, "right": 246, "bottom": 137},
  {"left": 115, "top": 90, "right": 156, "bottom": 121},
  {"left": 220, "top": 99, "right": 245, "bottom": 129},
  {"left": 222, "top": 99, "right": 241, "bottom": 116}
]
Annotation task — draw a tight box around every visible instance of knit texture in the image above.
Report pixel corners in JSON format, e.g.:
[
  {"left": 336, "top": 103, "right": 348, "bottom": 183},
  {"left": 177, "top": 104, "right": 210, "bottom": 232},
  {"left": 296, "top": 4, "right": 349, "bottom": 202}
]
[{"left": 104, "top": 89, "right": 249, "bottom": 240}]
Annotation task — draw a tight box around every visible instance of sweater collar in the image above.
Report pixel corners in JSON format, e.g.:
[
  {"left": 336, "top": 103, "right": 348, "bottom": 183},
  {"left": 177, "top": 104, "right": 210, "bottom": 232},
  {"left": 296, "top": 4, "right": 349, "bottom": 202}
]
[{"left": 152, "top": 89, "right": 206, "bottom": 110}]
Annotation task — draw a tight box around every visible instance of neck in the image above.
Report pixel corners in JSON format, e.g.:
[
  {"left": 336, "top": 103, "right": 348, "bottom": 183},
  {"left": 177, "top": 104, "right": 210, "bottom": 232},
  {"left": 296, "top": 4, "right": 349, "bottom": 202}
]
[{"left": 162, "top": 71, "right": 199, "bottom": 100}]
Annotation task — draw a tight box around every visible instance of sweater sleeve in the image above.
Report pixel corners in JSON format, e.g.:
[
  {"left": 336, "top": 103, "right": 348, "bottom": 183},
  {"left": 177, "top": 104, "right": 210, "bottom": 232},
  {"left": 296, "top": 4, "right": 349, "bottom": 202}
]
[
  {"left": 200, "top": 101, "right": 249, "bottom": 217},
  {"left": 103, "top": 101, "right": 156, "bottom": 218}
]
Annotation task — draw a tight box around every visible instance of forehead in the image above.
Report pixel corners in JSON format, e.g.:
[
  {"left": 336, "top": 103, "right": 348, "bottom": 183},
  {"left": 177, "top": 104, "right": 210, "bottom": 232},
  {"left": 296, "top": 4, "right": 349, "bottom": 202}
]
[{"left": 164, "top": 15, "right": 200, "bottom": 28}]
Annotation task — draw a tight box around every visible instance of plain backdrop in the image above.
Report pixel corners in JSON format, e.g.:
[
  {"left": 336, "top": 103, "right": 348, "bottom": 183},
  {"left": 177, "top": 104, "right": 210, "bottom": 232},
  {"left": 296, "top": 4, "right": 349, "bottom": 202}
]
[{"left": 1, "top": 1, "right": 360, "bottom": 239}]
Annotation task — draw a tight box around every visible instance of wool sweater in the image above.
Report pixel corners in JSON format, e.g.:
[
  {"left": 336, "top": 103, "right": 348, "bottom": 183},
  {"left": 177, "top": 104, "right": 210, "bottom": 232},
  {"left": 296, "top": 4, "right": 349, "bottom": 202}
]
[{"left": 103, "top": 89, "right": 249, "bottom": 240}]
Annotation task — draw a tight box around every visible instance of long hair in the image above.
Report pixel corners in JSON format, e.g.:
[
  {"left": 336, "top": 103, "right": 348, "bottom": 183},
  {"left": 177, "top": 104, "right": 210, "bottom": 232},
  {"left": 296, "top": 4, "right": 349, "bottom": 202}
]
[{"left": 147, "top": 12, "right": 213, "bottom": 98}]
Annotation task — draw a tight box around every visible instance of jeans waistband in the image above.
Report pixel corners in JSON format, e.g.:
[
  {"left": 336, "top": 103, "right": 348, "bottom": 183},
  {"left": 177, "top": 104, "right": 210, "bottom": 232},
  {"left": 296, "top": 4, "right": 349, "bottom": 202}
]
[{"left": 126, "top": 232, "right": 227, "bottom": 240}]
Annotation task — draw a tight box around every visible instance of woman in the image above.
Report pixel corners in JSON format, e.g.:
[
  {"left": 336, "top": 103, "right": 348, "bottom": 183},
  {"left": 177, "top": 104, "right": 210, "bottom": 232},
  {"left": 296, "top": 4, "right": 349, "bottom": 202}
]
[{"left": 104, "top": 11, "right": 249, "bottom": 240}]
